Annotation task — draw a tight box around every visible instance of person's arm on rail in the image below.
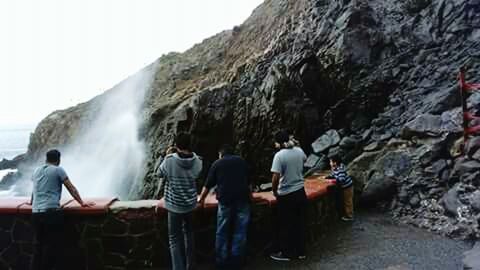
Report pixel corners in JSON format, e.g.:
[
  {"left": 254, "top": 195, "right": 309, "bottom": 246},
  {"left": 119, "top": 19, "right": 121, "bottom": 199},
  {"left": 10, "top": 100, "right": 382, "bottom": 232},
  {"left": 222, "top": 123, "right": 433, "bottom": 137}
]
[
  {"left": 271, "top": 152, "right": 282, "bottom": 197},
  {"left": 26, "top": 194, "right": 33, "bottom": 206},
  {"left": 271, "top": 172, "right": 280, "bottom": 197},
  {"left": 63, "top": 178, "right": 95, "bottom": 207},
  {"left": 198, "top": 187, "right": 209, "bottom": 206},
  {"left": 198, "top": 162, "right": 217, "bottom": 206}
]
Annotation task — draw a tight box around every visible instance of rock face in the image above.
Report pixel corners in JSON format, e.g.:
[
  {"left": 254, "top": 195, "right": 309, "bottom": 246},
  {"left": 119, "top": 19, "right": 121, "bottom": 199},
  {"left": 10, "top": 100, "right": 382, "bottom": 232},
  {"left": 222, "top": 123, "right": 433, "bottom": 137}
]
[
  {"left": 0, "top": 155, "right": 24, "bottom": 170},
  {"left": 20, "top": 0, "right": 480, "bottom": 239}
]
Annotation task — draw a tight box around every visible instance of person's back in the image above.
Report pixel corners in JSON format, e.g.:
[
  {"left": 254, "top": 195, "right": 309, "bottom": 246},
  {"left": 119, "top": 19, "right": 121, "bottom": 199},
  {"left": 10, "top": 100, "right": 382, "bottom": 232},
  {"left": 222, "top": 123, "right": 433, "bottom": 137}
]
[
  {"left": 158, "top": 133, "right": 202, "bottom": 270},
  {"left": 208, "top": 154, "right": 249, "bottom": 205},
  {"left": 32, "top": 164, "right": 67, "bottom": 212},
  {"left": 161, "top": 152, "right": 202, "bottom": 213},
  {"left": 199, "top": 145, "right": 251, "bottom": 269},
  {"left": 30, "top": 149, "right": 92, "bottom": 270},
  {"left": 272, "top": 146, "right": 306, "bottom": 196},
  {"left": 270, "top": 131, "right": 308, "bottom": 262}
]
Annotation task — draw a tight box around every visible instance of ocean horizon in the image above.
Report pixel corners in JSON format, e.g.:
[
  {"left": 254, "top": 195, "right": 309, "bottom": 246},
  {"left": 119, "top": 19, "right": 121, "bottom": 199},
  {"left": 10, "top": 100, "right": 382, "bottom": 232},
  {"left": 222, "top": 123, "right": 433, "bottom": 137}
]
[{"left": 0, "top": 125, "right": 34, "bottom": 160}]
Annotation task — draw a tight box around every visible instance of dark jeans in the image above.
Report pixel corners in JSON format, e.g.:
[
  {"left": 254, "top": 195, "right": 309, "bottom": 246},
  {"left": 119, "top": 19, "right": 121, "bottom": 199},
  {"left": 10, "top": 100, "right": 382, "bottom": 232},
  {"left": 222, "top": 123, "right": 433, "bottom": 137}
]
[
  {"left": 216, "top": 202, "right": 250, "bottom": 270},
  {"left": 276, "top": 188, "right": 307, "bottom": 258},
  {"left": 31, "top": 210, "right": 64, "bottom": 270},
  {"left": 168, "top": 211, "right": 195, "bottom": 270}
]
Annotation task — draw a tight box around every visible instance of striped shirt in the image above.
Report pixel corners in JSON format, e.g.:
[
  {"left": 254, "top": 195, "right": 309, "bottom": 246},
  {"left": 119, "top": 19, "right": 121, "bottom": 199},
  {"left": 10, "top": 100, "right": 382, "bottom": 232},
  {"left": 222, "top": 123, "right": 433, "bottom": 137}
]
[
  {"left": 328, "top": 164, "right": 353, "bottom": 189},
  {"left": 158, "top": 152, "right": 202, "bottom": 214}
]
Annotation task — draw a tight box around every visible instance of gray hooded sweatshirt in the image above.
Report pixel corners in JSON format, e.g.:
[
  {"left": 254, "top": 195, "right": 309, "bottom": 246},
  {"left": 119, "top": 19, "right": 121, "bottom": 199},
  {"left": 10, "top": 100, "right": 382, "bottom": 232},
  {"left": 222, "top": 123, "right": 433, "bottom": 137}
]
[{"left": 158, "top": 152, "right": 202, "bottom": 213}]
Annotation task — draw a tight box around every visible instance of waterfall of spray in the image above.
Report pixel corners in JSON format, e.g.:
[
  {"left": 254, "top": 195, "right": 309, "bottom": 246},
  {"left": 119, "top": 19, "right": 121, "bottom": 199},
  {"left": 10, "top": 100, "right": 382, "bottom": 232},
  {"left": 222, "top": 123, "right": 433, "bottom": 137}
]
[
  {"left": 59, "top": 69, "right": 153, "bottom": 199},
  {"left": 0, "top": 67, "right": 154, "bottom": 199}
]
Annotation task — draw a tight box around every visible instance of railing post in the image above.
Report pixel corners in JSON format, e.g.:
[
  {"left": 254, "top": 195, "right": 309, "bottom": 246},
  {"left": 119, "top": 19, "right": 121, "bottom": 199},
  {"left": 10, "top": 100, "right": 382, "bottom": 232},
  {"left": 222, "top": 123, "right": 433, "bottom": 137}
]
[{"left": 460, "top": 67, "right": 469, "bottom": 154}]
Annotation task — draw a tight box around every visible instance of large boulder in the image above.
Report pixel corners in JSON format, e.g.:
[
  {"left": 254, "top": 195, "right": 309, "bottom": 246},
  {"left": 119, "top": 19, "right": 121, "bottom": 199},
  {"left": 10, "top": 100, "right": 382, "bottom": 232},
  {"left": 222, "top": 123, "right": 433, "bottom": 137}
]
[
  {"left": 304, "top": 154, "right": 322, "bottom": 168},
  {"left": 311, "top": 130, "right": 341, "bottom": 154},
  {"left": 348, "top": 151, "right": 382, "bottom": 189},
  {"left": 361, "top": 172, "right": 396, "bottom": 204},
  {"left": 440, "top": 108, "right": 463, "bottom": 134},
  {"left": 400, "top": 114, "right": 443, "bottom": 139},
  {"left": 440, "top": 185, "right": 462, "bottom": 217},
  {"left": 339, "top": 136, "right": 359, "bottom": 149},
  {"left": 473, "top": 149, "right": 480, "bottom": 162},
  {"left": 466, "top": 137, "right": 480, "bottom": 158},
  {"left": 360, "top": 150, "right": 413, "bottom": 204},
  {"left": 450, "top": 158, "right": 480, "bottom": 182},
  {"left": 372, "top": 150, "right": 413, "bottom": 179},
  {"left": 470, "top": 191, "right": 480, "bottom": 212}
]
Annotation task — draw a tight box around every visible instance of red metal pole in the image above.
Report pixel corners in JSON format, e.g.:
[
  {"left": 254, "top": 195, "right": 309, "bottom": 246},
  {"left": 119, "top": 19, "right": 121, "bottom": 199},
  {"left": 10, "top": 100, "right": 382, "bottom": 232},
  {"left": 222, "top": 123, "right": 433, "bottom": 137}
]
[{"left": 459, "top": 68, "right": 469, "bottom": 154}]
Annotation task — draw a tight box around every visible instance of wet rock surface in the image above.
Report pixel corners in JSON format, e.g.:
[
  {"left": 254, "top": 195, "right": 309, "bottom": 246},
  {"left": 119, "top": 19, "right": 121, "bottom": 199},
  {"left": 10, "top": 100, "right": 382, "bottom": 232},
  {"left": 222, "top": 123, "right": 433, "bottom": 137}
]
[{"left": 0, "top": 155, "right": 24, "bottom": 170}]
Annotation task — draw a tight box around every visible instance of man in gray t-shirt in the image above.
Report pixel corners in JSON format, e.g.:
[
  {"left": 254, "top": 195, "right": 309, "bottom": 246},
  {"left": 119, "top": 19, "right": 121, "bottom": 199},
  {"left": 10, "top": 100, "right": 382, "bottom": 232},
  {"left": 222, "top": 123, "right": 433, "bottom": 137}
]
[
  {"left": 271, "top": 145, "right": 306, "bottom": 196},
  {"left": 32, "top": 165, "right": 67, "bottom": 212},
  {"left": 30, "top": 149, "right": 93, "bottom": 270},
  {"left": 270, "top": 130, "right": 308, "bottom": 262}
]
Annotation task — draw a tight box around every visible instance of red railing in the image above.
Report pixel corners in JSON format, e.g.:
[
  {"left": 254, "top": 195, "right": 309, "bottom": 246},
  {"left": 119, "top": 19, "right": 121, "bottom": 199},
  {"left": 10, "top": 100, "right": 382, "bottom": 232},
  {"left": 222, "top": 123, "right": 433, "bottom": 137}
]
[
  {"left": 0, "top": 174, "right": 336, "bottom": 215},
  {"left": 459, "top": 68, "right": 480, "bottom": 153}
]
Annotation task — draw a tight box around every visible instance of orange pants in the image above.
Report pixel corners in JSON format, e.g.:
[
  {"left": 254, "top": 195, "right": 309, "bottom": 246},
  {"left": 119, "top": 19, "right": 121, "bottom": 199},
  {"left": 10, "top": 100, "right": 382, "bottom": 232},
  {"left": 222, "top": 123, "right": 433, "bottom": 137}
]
[{"left": 343, "top": 186, "right": 354, "bottom": 218}]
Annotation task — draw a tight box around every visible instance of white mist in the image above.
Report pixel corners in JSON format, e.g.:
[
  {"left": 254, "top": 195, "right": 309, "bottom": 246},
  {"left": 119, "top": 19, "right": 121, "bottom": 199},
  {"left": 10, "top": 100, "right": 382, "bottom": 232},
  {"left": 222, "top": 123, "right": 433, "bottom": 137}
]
[{"left": 59, "top": 69, "right": 153, "bottom": 199}]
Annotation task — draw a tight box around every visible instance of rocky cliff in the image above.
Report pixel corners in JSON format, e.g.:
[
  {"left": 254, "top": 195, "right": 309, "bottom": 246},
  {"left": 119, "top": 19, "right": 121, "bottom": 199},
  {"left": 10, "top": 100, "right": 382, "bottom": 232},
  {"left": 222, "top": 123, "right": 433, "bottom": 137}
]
[{"left": 24, "top": 0, "right": 480, "bottom": 239}]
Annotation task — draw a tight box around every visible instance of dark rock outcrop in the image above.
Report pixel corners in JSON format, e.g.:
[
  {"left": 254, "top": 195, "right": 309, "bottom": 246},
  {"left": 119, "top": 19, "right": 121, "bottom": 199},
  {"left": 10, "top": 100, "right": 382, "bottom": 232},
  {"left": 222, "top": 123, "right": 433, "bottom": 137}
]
[{"left": 0, "top": 155, "right": 25, "bottom": 171}]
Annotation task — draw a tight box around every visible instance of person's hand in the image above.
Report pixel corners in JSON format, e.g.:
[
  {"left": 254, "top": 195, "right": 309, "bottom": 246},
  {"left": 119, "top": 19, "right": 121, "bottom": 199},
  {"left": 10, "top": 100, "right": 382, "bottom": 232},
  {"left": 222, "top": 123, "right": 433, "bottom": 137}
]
[
  {"left": 81, "top": 201, "right": 96, "bottom": 207},
  {"left": 197, "top": 197, "right": 205, "bottom": 207}
]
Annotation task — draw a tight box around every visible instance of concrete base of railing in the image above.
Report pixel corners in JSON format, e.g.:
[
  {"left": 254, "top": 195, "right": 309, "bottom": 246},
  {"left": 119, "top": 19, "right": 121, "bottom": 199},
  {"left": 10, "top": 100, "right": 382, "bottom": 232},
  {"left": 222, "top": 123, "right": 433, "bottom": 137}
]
[{"left": 0, "top": 174, "right": 338, "bottom": 270}]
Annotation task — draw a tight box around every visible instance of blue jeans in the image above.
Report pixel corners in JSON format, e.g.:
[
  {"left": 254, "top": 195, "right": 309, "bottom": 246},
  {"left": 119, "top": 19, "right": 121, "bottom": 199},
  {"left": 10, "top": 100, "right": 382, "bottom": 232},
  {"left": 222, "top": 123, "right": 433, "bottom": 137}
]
[
  {"left": 216, "top": 202, "right": 250, "bottom": 269},
  {"left": 168, "top": 211, "right": 195, "bottom": 270}
]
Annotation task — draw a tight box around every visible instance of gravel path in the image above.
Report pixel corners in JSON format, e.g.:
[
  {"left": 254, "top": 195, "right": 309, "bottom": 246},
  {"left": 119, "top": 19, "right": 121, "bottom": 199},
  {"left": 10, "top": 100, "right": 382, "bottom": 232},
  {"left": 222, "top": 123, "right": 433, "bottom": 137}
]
[
  {"left": 250, "top": 211, "right": 471, "bottom": 270},
  {"left": 158, "top": 211, "right": 471, "bottom": 270}
]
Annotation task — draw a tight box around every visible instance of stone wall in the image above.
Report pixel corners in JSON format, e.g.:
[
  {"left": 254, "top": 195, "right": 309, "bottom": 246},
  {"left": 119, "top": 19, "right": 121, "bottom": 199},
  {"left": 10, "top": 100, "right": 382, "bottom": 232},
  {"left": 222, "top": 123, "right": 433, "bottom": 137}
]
[{"left": 0, "top": 177, "right": 338, "bottom": 270}]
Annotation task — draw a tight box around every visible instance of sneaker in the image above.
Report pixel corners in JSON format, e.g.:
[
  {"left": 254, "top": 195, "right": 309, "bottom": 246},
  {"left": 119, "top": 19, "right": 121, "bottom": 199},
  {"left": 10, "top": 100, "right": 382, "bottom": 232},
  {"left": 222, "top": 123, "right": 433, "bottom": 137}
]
[
  {"left": 270, "top": 252, "right": 291, "bottom": 262},
  {"left": 297, "top": 255, "right": 307, "bottom": 260},
  {"left": 341, "top": 216, "right": 354, "bottom": 222}
]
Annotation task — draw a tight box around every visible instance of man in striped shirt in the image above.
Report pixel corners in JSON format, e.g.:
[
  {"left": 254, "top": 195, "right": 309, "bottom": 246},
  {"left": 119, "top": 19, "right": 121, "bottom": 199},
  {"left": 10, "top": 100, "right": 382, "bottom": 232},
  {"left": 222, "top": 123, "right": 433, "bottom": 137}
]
[
  {"left": 158, "top": 133, "right": 203, "bottom": 270},
  {"left": 326, "top": 155, "right": 354, "bottom": 221}
]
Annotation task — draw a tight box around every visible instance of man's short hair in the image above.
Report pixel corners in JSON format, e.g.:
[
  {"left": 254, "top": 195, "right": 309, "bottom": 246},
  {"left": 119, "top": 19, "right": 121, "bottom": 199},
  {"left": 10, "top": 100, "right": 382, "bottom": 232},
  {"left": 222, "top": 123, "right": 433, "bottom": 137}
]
[
  {"left": 46, "top": 149, "right": 61, "bottom": 163},
  {"left": 175, "top": 132, "right": 192, "bottom": 151},
  {"left": 274, "top": 130, "right": 289, "bottom": 144},
  {"left": 329, "top": 155, "right": 342, "bottom": 164},
  {"left": 219, "top": 144, "right": 234, "bottom": 156}
]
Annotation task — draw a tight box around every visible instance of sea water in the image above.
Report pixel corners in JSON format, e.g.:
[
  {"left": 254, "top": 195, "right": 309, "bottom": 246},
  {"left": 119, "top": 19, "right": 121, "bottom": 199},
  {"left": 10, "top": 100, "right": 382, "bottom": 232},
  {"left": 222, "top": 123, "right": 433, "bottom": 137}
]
[
  {"left": 0, "top": 125, "right": 32, "bottom": 197},
  {"left": 0, "top": 126, "right": 32, "bottom": 160}
]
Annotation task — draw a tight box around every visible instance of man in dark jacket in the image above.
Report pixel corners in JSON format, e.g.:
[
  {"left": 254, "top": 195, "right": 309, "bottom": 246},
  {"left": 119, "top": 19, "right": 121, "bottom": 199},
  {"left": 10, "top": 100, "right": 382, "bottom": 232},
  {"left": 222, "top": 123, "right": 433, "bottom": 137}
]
[{"left": 198, "top": 144, "right": 251, "bottom": 270}]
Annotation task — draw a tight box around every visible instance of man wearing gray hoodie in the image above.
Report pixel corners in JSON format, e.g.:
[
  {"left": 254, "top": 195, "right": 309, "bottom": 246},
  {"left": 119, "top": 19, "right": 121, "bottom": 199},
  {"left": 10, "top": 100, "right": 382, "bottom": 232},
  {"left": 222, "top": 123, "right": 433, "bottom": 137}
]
[{"left": 158, "top": 133, "right": 203, "bottom": 270}]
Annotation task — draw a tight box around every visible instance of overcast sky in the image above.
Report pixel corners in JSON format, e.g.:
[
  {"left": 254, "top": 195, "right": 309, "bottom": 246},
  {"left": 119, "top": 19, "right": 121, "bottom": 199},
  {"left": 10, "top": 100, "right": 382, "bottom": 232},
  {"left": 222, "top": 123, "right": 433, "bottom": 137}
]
[{"left": 0, "top": 0, "right": 263, "bottom": 129}]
